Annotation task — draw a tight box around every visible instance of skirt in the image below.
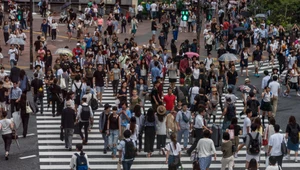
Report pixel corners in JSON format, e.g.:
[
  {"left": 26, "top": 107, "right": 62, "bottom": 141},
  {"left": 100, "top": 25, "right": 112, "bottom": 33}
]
[
  {"left": 287, "top": 137, "right": 299, "bottom": 151},
  {"left": 169, "top": 78, "right": 176, "bottom": 83},
  {"left": 199, "top": 155, "right": 212, "bottom": 170},
  {"left": 260, "top": 101, "right": 272, "bottom": 111}
]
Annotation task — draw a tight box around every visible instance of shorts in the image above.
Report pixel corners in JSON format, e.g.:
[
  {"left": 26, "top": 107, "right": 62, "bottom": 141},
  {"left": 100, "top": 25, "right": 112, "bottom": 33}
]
[
  {"left": 152, "top": 30, "right": 156, "bottom": 35},
  {"left": 253, "top": 60, "right": 259, "bottom": 68},
  {"left": 246, "top": 153, "right": 259, "bottom": 162},
  {"left": 240, "top": 59, "right": 248, "bottom": 67},
  {"left": 96, "top": 86, "right": 104, "bottom": 93}
]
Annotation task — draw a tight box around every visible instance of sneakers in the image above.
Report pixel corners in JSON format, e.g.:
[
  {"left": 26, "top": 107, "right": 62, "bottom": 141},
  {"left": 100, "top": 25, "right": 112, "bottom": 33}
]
[
  {"left": 234, "top": 153, "right": 238, "bottom": 158},
  {"left": 297, "top": 92, "right": 300, "bottom": 97},
  {"left": 285, "top": 155, "right": 290, "bottom": 160}
]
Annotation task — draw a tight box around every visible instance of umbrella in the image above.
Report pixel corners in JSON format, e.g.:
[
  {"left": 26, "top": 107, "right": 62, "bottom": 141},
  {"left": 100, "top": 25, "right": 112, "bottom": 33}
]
[
  {"left": 60, "top": 2, "right": 71, "bottom": 10},
  {"left": 229, "top": 1, "right": 238, "bottom": 4},
  {"left": 255, "top": 14, "right": 267, "bottom": 19},
  {"left": 12, "top": 111, "right": 21, "bottom": 129},
  {"left": 234, "top": 27, "right": 247, "bottom": 32},
  {"left": 185, "top": 52, "right": 199, "bottom": 58},
  {"left": 6, "top": 37, "right": 26, "bottom": 45},
  {"left": 218, "top": 53, "right": 238, "bottom": 61},
  {"left": 55, "top": 48, "right": 73, "bottom": 56},
  {"left": 240, "top": 11, "right": 251, "bottom": 17}
]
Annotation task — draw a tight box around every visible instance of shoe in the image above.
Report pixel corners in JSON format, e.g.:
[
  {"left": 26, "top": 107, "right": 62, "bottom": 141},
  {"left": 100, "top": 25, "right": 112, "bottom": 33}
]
[
  {"left": 65, "top": 146, "right": 68, "bottom": 149},
  {"left": 285, "top": 155, "right": 290, "bottom": 160},
  {"left": 297, "top": 93, "right": 300, "bottom": 97},
  {"left": 5, "top": 153, "right": 9, "bottom": 160},
  {"left": 68, "top": 148, "right": 72, "bottom": 151},
  {"left": 106, "top": 146, "right": 110, "bottom": 151},
  {"left": 295, "top": 158, "right": 298, "bottom": 162},
  {"left": 161, "top": 148, "right": 165, "bottom": 156},
  {"left": 103, "top": 149, "right": 107, "bottom": 154}
]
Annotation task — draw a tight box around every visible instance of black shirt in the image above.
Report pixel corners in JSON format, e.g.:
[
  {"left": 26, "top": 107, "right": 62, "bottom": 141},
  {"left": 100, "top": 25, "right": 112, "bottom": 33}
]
[
  {"left": 227, "top": 71, "right": 238, "bottom": 85},
  {"left": 93, "top": 70, "right": 106, "bottom": 87},
  {"left": 0, "top": 87, "right": 7, "bottom": 102},
  {"left": 31, "top": 78, "right": 44, "bottom": 95},
  {"left": 151, "top": 87, "right": 159, "bottom": 104},
  {"left": 151, "top": 21, "right": 157, "bottom": 31},
  {"left": 60, "top": 60, "right": 71, "bottom": 71},
  {"left": 34, "top": 40, "right": 41, "bottom": 52},
  {"left": 162, "top": 22, "right": 170, "bottom": 33},
  {"left": 253, "top": 50, "right": 262, "bottom": 61},
  {"left": 107, "top": 58, "right": 117, "bottom": 70}
]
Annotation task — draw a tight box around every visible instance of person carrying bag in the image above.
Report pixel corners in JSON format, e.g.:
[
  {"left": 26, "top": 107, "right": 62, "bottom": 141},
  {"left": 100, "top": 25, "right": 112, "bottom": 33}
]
[
  {"left": 0, "top": 111, "right": 14, "bottom": 160},
  {"left": 165, "top": 133, "right": 182, "bottom": 170}
]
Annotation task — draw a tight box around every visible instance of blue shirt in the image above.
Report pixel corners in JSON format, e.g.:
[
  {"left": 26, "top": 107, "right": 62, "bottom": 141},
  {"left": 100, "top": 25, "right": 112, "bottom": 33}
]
[
  {"left": 146, "top": 3, "right": 150, "bottom": 11},
  {"left": 151, "top": 67, "right": 160, "bottom": 82},
  {"left": 9, "top": 87, "right": 22, "bottom": 100},
  {"left": 41, "top": 23, "right": 48, "bottom": 33},
  {"left": 85, "top": 37, "right": 93, "bottom": 48},
  {"left": 117, "top": 109, "right": 131, "bottom": 127}
]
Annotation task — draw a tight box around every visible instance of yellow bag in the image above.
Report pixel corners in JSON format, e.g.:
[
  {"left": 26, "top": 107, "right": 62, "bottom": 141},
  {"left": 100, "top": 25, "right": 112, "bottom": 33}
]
[{"left": 38, "top": 87, "right": 43, "bottom": 92}]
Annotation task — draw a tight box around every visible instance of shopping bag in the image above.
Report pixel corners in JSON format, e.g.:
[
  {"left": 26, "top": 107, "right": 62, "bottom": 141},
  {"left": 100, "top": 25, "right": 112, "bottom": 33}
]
[{"left": 74, "top": 123, "right": 80, "bottom": 135}]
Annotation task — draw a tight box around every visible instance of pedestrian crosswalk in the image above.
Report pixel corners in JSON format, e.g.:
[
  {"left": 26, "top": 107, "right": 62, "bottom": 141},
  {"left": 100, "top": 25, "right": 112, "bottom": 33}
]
[{"left": 35, "top": 61, "right": 298, "bottom": 170}]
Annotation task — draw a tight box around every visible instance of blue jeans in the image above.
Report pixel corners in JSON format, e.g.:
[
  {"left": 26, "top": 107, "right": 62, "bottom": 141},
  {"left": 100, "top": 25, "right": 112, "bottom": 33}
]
[
  {"left": 98, "top": 25, "right": 102, "bottom": 32},
  {"left": 10, "top": 59, "right": 16, "bottom": 68},
  {"left": 177, "top": 129, "right": 189, "bottom": 148},
  {"left": 151, "top": 11, "right": 156, "bottom": 19},
  {"left": 109, "top": 129, "right": 119, "bottom": 155},
  {"left": 223, "top": 30, "right": 228, "bottom": 37},
  {"left": 102, "top": 133, "right": 109, "bottom": 150},
  {"left": 99, "top": 8, "right": 104, "bottom": 16},
  {"left": 122, "top": 160, "right": 133, "bottom": 170},
  {"left": 173, "top": 30, "right": 178, "bottom": 40},
  {"left": 227, "top": 84, "right": 235, "bottom": 93}
]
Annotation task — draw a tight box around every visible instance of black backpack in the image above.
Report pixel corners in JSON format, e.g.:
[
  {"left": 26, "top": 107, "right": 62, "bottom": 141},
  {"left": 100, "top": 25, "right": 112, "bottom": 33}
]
[
  {"left": 124, "top": 139, "right": 136, "bottom": 160},
  {"left": 89, "top": 94, "right": 98, "bottom": 110},
  {"left": 248, "top": 133, "right": 260, "bottom": 155},
  {"left": 122, "top": 19, "right": 127, "bottom": 25},
  {"left": 290, "top": 124, "right": 299, "bottom": 144},
  {"left": 226, "top": 103, "right": 236, "bottom": 121},
  {"left": 81, "top": 105, "right": 91, "bottom": 121},
  {"left": 75, "top": 153, "right": 88, "bottom": 170},
  {"left": 249, "top": 100, "right": 258, "bottom": 115},
  {"left": 74, "top": 83, "right": 82, "bottom": 98}
]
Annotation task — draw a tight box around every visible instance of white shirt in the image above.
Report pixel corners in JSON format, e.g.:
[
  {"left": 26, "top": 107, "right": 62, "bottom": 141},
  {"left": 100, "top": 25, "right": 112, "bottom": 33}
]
[
  {"left": 288, "top": 56, "right": 297, "bottom": 69},
  {"left": 268, "top": 133, "right": 284, "bottom": 156},
  {"left": 242, "top": 117, "right": 251, "bottom": 137},
  {"left": 290, "top": 69, "right": 298, "bottom": 83},
  {"left": 204, "top": 57, "right": 213, "bottom": 71},
  {"left": 261, "top": 75, "right": 270, "bottom": 89},
  {"left": 126, "top": 124, "right": 139, "bottom": 141},
  {"left": 8, "top": 48, "right": 18, "bottom": 61},
  {"left": 51, "top": 23, "right": 58, "bottom": 29},
  {"left": 165, "top": 142, "right": 181, "bottom": 156},
  {"left": 268, "top": 81, "right": 280, "bottom": 96},
  {"left": 193, "top": 68, "right": 200, "bottom": 79},
  {"left": 69, "top": 152, "right": 90, "bottom": 169},
  {"left": 137, "top": 5, "right": 144, "bottom": 11},
  {"left": 150, "top": 3, "right": 157, "bottom": 11},
  {"left": 196, "top": 138, "right": 216, "bottom": 157},
  {"left": 265, "top": 165, "right": 282, "bottom": 170}
]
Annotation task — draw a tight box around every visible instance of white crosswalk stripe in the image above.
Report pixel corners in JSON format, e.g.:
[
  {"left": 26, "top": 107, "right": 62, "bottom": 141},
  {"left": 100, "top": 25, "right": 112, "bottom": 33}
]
[{"left": 34, "top": 61, "right": 297, "bottom": 170}]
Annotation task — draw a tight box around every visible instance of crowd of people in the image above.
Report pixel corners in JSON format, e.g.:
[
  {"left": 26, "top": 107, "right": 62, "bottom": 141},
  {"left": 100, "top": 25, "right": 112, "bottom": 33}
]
[{"left": 0, "top": 0, "right": 300, "bottom": 170}]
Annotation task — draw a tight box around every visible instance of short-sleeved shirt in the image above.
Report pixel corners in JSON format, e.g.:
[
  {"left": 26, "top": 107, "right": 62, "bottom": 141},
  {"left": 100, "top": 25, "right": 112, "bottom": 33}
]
[
  {"left": 227, "top": 71, "right": 238, "bottom": 85},
  {"left": 176, "top": 110, "right": 191, "bottom": 130},
  {"left": 93, "top": 70, "right": 106, "bottom": 87},
  {"left": 268, "top": 133, "right": 284, "bottom": 156},
  {"left": 245, "top": 132, "right": 262, "bottom": 155},
  {"left": 242, "top": 117, "right": 251, "bottom": 137},
  {"left": 163, "top": 94, "right": 176, "bottom": 111},
  {"left": 151, "top": 87, "right": 159, "bottom": 104},
  {"left": 151, "top": 21, "right": 157, "bottom": 31},
  {"left": 117, "top": 138, "right": 136, "bottom": 161},
  {"left": 165, "top": 142, "right": 181, "bottom": 156}
]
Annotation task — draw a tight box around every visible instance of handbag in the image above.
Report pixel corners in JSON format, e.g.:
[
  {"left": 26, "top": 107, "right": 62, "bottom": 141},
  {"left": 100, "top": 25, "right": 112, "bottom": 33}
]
[
  {"left": 281, "top": 136, "right": 287, "bottom": 155},
  {"left": 26, "top": 101, "right": 33, "bottom": 114},
  {"left": 169, "top": 143, "right": 181, "bottom": 168},
  {"left": 60, "top": 128, "right": 64, "bottom": 141},
  {"left": 117, "top": 162, "right": 121, "bottom": 170},
  {"left": 12, "top": 129, "right": 18, "bottom": 140},
  {"left": 262, "top": 125, "right": 269, "bottom": 146},
  {"left": 60, "top": 76, "right": 66, "bottom": 89}
]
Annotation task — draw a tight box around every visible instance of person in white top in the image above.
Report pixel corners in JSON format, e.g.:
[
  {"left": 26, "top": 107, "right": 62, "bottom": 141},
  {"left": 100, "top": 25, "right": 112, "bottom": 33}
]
[
  {"left": 196, "top": 130, "right": 217, "bottom": 170},
  {"left": 205, "top": 31, "right": 214, "bottom": 55},
  {"left": 204, "top": 54, "right": 213, "bottom": 71},
  {"left": 8, "top": 44, "right": 18, "bottom": 68},
  {"left": 288, "top": 53, "right": 297, "bottom": 69},
  {"left": 267, "top": 124, "right": 284, "bottom": 167},
  {"left": 0, "top": 111, "right": 14, "bottom": 160},
  {"left": 126, "top": 117, "right": 139, "bottom": 144},
  {"left": 268, "top": 76, "right": 280, "bottom": 117},
  {"left": 265, "top": 156, "right": 283, "bottom": 170},
  {"left": 150, "top": 2, "right": 157, "bottom": 19},
  {"left": 137, "top": 3, "right": 144, "bottom": 22},
  {"left": 237, "top": 109, "right": 252, "bottom": 152},
  {"left": 289, "top": 63, "right": 300, "bottom": 96},
  {"left": 51, "top": 19, "right": 59, "bottom": 41},
  {"left": 155, "top": 107, "right": 167, "bottom": 155},
  {"left": 165, "top": 133, "right": 182, "bottom": 168}
]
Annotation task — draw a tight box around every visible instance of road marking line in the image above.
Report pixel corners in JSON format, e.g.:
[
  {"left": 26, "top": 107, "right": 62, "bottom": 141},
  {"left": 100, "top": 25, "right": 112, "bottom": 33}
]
[{"left": 19, "top": 155, "right": 37, "bottom": 160}]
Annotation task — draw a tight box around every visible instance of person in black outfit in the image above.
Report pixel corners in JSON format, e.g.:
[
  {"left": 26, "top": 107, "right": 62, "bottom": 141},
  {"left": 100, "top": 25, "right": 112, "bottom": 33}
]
[
  {"left": 61, "top": 100, "right": 76, "bottom": 151},
  {"left": 277, "top": 47, "right": 286, "bottom": 74},
  {"left": 49, "top": 78, "right": 62, "bottom": 117},
  {"left": 31, "top": 73, "right": 44, "bottom": 114},
  {"left": 19, "top": 93, "right": 30, "bottom": 138},
  {"left": 0, "top": 81, "right": 7, "bottom": 112},
  {"left": 10, "top": 61, "right": 20, "bottom": 83},
  {"left": 143, "top": 108, "right": 156, "bottom": 157}
]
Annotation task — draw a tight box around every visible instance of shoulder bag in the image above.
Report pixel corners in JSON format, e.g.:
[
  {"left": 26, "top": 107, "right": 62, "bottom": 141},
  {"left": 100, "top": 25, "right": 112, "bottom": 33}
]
[
  {"left": 169, "top": 142, "right": 181, "bottom": 168},
  {"left": 26, "top": 101, "right": 33, "bottom": 114}
]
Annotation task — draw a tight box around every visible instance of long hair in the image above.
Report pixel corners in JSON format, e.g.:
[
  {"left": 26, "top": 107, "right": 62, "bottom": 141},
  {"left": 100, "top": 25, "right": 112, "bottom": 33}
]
[
  {"left": 170, "top": 133, "right": 177, "bottom": 150},
  {"left": 248, "top": 158, "right": 258, "bottom": 170},
  {"left": 289, "top": 116, "right": 296, "bottom": 125},
  {"left": 133, "top": 105, "right": 141, "bottom": 117},
  {"left": 146, "top": 108, "right": 155, "bottom": 122},
  {"left": 129, "top": 117, "right": 136, "bottom": 134},
  {"left": 157, "top": 114, "right": 165, "bottom": 122},
  {"left": 20, "top": 69, "right": 26, "bottom": 80}
]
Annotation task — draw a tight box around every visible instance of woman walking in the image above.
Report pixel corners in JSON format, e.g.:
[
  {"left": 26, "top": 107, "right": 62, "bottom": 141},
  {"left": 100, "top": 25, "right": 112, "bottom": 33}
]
[
  {"left": 3, "top": 21, "right": 10, "bottom": 45},
  {"left": 156, "top": 106, "right": 167, "bottom": 155},
  {"left": 131, "top": 16, "right": 138, "bottom": 37},
  {"left": 19, "top": 70, "right": 29, "bottom": 94},
  {"left": 263, "top": 117, "right": 276, "bottom": 164},
  {"left": 0, "top": 111, "right": 14, "bottom": 160},
  {"left": 50, "top": 19, "right": 58, "bottom": 41},
  {"left": 19, "top": 93, "right": 30, "bottom": 138},
  {"left": 107, "top": 106, "right": 121, "bottom": 159},
  {"left": 136, "top": 78, "right": 148, "bottom": 114},
  {"left": 221, "top": 132, "right": 234, "bottom": 170},
  {"left": 285, "top": 116, "right": 300, "bottom": 162},
  {"left": 165, "top": 133, "right": 181, "bottom": 170},
  {"left": 143, "top": 108, "right": 156, "bottom": 157},
  {"left": 260, "top": 86, "right": 273, "bottom": 126}
]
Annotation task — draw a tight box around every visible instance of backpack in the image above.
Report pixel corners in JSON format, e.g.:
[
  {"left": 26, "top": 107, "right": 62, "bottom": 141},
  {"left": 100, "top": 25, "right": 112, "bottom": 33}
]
[
  {"left": 289, "top": 124, "right": 299, "bottom": 144},
  {"left": 81, "top": 105, "right": 91, "bottom": 121},
  {"left": 226, "top": 103, "right": 236, "bottom": 121},
  {"left": 89, "top": 94, "right": 98, "bottom": 110},
  {"left": 74, "top": 83, "right": 83, "bottom": 98},
  {"left": 184, "top": 74, "right": 192, "bottom": 87},
  {"left": 248, "top": 133, "right": 260, "bottom": 155},
  {"left": 249, "top": 100, "right": 258, "bottom": 115},
  {"left": 123, "top": 139, "right": 136, "bottom": 160},
  {"left": 122, "top": 18, "right": 127, "bottom": 25},
  {"left": 75, "top": 153, "right": 88, "bottom": 170},
  {"left": 176, "top": 87, "right": 185, "bottom": 102}
]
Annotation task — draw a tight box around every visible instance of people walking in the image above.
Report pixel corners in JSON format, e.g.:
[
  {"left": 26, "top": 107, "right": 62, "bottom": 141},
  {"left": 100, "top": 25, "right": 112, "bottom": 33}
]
[
  {"left": 99, "top": 103, "right": 111, "bottom": 154},
  {"left": 31, "top": 73, "right": 44, "bottom": 114},
  {"left": 0, "top": 111, "right": 14, "bottom": 160},
  {"left": 143, "top": 108, "right": 156, "bottom": 157},
  {"left": 9, "top": 81, "right": 22, "bottom": 114},
  {"left": 117, "top": 129, "right": 136, "bottom": 170},
  {"left": 69, "top": 144, "right": 90, "bottom": 170},
  {"left": 61, "top": 100, "right": 76, "bottom": 151},
  {"left": 19, "top": 93, "right": 30, "bottom": 138},
  {"left": 267, "top": 124, "right": 284, "bottom": 167},
  {"left": 77, "top": 97, "right": 94, "bottom": 145},
  {"left": 285, "top": 116, "right": 300, "bottom": 162},
  {"left": 107, "top": 106, "right": 121, "bottom": 159},
  {"left": 176, "top": 102, "right": 191, "bottom": 151},
  {"left": 220, "top": 132, "right": 234, "bottom": 170}
]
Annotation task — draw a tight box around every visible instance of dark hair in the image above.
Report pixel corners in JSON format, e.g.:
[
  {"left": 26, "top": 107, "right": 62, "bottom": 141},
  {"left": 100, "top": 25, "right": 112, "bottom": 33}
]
[
  {"left": 273, "top": 76, "right": 278, "bottom": 81},
  {"left": 248, "top": 158, "right": 258, "bottom": 170},
  {"left": 133, "top": 105, "right": 141, "bottom": 117},
  {"left": 123, "top": 129, "right": 131, "bottom": 138},
  {"left": 198, "top": 107, "right": 205, "bottom": 114},
  {"left": 251, "top": 123, "right": 258, "bottom": 132},
  {"left": 2, "top": 111, "right": 8, "bottom": 118},
  {"left": 269, "top": 117, "right": 276, "bottom": 125},
  {"left": 82, "top": 97, "right": 87, "bottom": 103},
  {"left": 21, "top": 93, "right": 26, "bottom": 101},
  {"left": 268, "top": 156, "right": 277, "bottom": 165},
  {"left": 254, "top": 117, "right": 261, "bottom": 127},
  {"left": 20, "top": 69, "right": 26, "bottom": 80},
  {"left": 146, "top": 108, "right": 155, "bottom": 122},
  {"left": 129, "top": 117, "right": 136, "bottom": 134},
  {"left": 246, "top": 108, "right": 252, "bottom": 115},
  {"left": 231, "top": 117, "right": 238, "bottom": 125},
  {"left": 203, "top": 130, "right": 211, "bottom": 138},
  {"left": 0, "top": 81, "right": 3, "bottom": 85},
  {"left": 53, "top": 78, "right": 58, "bottom": 84},
  {"left": 34, "top": 73, "right": 38, "bottom": 78},
  {"left": 76, "top": 144, "right": 83, "bottom": 155},
  {"left": 75, "top": 75, "right": 81, "bottom": 81},
  {"left": 223, "top": 132, "right": 230, "bottom": 140},
  {"left": 249, "top": 91, "right": 254, "bottom": 97},
  {"left": 289, "top": 116, "right": 296, "bottom": 125},
  {"left": 274, "top": 124, "right": 280, "bottom": 132},
  {"left": 170, "top": 133, "right": 177, "bottom": 150},
  {"left": 227, "top": 88, "right": 233, "bottom": 93},
  {"left": 157, "top": 114, "right": 165, "bottom": 122}
]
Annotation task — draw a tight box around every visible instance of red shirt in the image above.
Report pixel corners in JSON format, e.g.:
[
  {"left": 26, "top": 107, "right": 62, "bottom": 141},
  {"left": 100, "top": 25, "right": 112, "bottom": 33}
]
[
  {"left": 223, "top": 21, "right": 230, "bottom": 30},
  {"left": 163, "top": 94, "right": 176, "bottom": 111},
  {"left": 72, "top": 47, "right": 84, "bottom": 56}
]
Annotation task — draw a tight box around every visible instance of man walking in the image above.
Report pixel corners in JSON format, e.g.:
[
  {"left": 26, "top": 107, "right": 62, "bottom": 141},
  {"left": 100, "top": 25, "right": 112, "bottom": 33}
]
[
  {"left": 69, "top": 144, "right": 90, "bottom": 170},
  {"left": 31, "top": 73, "right": 44, "bottom": 114},
  {"left": 252, "top": 45, "right": 262, "bottom": 77},
  {"left": 61, "top": 101, "right": 76, "bottom": 151},
  {"left": 9, "top": 81, "right": 22, "bottom": 114},
  {"left": 93, "top": 64, "right": 107, "bottom": 106},
  {"left": 77, "top": 97, "right": 94, "bottom": 145},
  {"left": 176, "top": 102, "right": 191, "bottom": 151},
  {"left": 99, "top": 103, "right": 111, "bottom": 154},
  {"left": 268, "top": 76, "right": 280, "bottom": 117},
  {"left": 117, "top": 130, "right": 136, "bottom": 170},
  {"left": 267, "top": 124, "right": 284, "bottom": 167}
]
